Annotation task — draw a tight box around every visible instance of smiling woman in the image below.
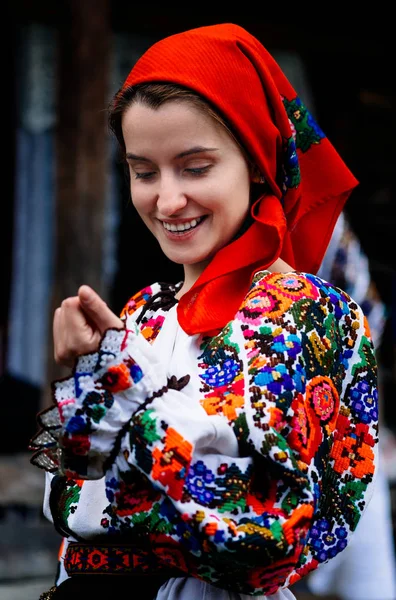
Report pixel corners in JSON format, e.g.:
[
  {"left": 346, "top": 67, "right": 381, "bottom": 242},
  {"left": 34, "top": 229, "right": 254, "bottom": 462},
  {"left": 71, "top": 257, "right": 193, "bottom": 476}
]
[{"left": 29, "top": 23, "right": 379, "bottom": 600}]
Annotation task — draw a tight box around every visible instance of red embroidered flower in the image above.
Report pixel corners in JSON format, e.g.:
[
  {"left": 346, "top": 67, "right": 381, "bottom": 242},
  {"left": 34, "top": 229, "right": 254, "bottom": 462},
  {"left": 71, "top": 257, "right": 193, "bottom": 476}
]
[
  {"left": 331, "top": 421, "right": 375, "bottom": 478},
  {"left": 87, "top": 549, "right": 108, "bottom": 570},
  {"left": 115, "top": 480, "right": 161, "bottom": 516},
  {"left": 287, "top": 393, "right": 322, "bottom": 464},
  {"left": 62, "top": 434, "right": 90, "bottom": 456},
  {"left": 307, "top": 376, "right": 339, "bottom": 427}
]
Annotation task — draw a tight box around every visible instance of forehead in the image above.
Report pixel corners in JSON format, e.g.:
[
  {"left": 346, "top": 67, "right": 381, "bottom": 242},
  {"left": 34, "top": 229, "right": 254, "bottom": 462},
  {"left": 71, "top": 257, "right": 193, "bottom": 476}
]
[{"left": 121, "top": 100, "right": 233, "bottom": 153}]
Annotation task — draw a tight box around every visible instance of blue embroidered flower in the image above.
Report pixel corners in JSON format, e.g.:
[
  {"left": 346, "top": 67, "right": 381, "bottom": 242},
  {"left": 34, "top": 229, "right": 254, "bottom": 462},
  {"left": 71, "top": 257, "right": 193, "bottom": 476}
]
[
  {"left": 200, "top": 358, "right": 240, "bottom": 387},
  {"left": 351, "top": 381, "right": 378, "bottom": 423},
  {"left": 176, "top": 520, "right": 201, "bottom": 552},
  {"left": 292, "top": 363, "right": 306, "bottom": 394},
  {"left": 159, "top": 498, "right": 178, "bottom": 521},
  {"left": 130, "top": 362, "right": 143, "bottom": 383},
  {"left": 311, "top": 519, "right": 349, "bottom": 562},
  {"left": 272, "top": 333, "right": 302, "bottom": 361},
  {"left": 186, "top": 461, "right": 216, "bottom": 505},
  {"left": 66, "top": 415, "right": 88, "bottom": 434},
  {"left": 105, "top": 477, "right": 119, "bottom": 502},
  {"left": 254, "top": 364, "right": 294, "bottom": 394}
]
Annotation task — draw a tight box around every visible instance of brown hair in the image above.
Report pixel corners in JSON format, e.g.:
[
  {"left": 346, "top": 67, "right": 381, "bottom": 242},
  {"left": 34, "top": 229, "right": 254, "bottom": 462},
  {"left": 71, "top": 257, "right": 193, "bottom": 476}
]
[{"left": 108, "top": 83, "right": 254, "bottom": 167}]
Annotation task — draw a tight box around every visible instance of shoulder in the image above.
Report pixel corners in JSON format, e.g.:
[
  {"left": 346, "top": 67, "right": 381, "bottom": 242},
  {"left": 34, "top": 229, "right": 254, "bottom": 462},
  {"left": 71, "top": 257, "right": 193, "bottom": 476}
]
[{"left": 237, "top": 269, "right": 365, "bottom": 331}]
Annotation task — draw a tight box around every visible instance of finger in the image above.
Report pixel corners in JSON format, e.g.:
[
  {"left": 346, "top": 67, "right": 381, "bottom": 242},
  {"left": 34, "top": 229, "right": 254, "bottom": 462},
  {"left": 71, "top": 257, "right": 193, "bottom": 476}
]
[
  {"left": 78, "top": 285, "right": 123, "bottom": 334},
  {"left": 53, "top": 307, "right": 62, "bottom": 363},
  {"left": 53, "top": 306, "right": 75, "bottom": 367},
  {"left": 58, "top": 296, "right": 89, "bottom": 344},
  {"left": 55, "top": 298, "right": 90, "bottom": 365}
]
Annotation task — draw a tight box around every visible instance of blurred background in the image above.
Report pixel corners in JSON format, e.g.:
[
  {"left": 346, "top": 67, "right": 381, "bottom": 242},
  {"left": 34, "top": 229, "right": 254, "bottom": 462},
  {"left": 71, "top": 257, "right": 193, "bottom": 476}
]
[{"left": 2, "top": 3, "right": 395, "bottom": 599}]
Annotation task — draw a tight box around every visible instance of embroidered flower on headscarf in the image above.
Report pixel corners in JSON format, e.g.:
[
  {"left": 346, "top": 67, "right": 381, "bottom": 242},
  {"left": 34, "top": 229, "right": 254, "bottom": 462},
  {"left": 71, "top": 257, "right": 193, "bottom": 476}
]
[{"left": 283, "top": 96, "right": 325, "bottom": 153}]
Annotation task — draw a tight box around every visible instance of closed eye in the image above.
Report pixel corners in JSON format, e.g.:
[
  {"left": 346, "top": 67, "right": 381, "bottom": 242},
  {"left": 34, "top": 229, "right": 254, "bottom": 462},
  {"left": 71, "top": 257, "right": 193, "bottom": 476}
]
[
  {"left": 134, "top": 172, "right": 156, "bottom": 180},
  {"left": 133, "top": 165, "right": 213, "bottom": 180},
  {"left": 185, "top": 165, "right": 213, "bottom": 176}
]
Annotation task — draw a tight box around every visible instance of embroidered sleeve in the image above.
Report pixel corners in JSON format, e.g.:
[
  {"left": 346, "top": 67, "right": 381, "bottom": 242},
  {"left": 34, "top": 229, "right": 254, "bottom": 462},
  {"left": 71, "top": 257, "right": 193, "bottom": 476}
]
[
  {"left": 29, "top": 320, "right": 175, "bottom": 477},
  {"left": 29, "top": 281, "right": 176, "bottom": 476}
]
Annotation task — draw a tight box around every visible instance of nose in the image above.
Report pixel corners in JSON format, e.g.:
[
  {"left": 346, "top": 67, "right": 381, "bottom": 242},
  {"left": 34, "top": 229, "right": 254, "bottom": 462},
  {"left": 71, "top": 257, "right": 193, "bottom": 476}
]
[{"left": 156, "top": 175, "right": 188, "bottom": 217}]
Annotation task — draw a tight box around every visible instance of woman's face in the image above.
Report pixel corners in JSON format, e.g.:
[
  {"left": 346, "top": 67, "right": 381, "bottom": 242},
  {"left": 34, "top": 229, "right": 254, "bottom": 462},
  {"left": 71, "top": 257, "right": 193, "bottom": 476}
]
[{"left": 122, "top": 100, "right": 251, "bottom": 278}]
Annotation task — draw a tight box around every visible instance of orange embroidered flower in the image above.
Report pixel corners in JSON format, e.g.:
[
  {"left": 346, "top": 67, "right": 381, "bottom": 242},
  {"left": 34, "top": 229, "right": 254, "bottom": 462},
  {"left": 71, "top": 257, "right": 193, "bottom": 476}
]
[
  {"left": 99, "top": 363, "right": 131, "bottom": 392},
  {"left": 201, "top": 389, "right": 244, "bottom": 421},
  {"left": 141, "top": 316, "right": 165, "bottom": 343},
  {"left": 268, "top": 406, "right": 288, "bottom": 431},
  {"left": 201, "top": 378, "right": 244, "bottom": 421},
  {"left": 152, "top": 427, "right": 192, "bottom": 500},
  {"left": 238, "top": 273, "right": 319, "bottom": 325}
]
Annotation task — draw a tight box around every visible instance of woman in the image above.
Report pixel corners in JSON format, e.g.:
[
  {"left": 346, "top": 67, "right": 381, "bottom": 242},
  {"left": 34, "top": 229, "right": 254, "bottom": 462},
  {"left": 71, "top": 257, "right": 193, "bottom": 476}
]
[{"left": 30, "top": 23, "right": 379, "bottom": 599}]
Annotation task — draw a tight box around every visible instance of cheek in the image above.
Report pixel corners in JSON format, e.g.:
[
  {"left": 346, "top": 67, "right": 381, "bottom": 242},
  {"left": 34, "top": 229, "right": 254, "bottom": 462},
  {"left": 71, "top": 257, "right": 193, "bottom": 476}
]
[{"left": 130, "top": 186, "right": 153, "bottom": 215}]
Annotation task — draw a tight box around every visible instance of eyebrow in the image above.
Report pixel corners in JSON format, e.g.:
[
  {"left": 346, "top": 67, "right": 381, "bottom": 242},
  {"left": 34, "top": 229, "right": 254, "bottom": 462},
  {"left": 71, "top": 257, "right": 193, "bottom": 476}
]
[{"left": 126, "top": 146, "right": 219, "bottom": 162}]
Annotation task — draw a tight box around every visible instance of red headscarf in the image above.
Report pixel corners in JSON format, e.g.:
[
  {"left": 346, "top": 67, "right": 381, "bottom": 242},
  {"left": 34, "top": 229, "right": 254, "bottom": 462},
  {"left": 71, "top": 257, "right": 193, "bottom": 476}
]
[{"left": 121, "top": 23, "right": 358, "bottom": 335}]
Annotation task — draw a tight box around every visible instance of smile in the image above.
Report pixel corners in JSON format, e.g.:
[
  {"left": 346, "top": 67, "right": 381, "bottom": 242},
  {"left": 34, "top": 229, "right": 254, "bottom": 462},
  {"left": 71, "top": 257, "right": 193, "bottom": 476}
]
[{"left": 161, "top": 216, "right": 205, "bottom": 233}]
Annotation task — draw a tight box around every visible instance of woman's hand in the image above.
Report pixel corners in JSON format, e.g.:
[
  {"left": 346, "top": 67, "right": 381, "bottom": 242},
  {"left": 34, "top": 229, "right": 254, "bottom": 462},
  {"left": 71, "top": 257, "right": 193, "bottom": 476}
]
[{"left": 53, "top": 285, "right": 124, "bottom": 367}]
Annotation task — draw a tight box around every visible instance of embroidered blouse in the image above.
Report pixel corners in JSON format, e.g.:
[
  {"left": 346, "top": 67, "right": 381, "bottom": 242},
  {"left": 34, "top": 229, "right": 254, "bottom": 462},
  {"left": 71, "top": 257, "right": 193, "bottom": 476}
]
[{"left": 30, "top": 270, "right": 379, "bottom": 596}]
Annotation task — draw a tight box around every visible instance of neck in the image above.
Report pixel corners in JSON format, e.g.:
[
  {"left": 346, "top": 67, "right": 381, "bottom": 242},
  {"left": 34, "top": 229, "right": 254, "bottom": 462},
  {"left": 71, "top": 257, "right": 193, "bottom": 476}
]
[
  {"left": 175, "top": 260, "right": 210, "bottom": 299},
  {"left": 266, "top": 257, "right": 295, "bottom": 273}
]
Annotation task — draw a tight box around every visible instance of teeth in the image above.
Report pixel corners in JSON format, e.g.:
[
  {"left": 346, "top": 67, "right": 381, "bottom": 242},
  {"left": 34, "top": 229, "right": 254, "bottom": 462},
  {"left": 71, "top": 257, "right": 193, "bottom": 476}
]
[{"left": 163, "top": 217, "right": 202, "bottom": 232}]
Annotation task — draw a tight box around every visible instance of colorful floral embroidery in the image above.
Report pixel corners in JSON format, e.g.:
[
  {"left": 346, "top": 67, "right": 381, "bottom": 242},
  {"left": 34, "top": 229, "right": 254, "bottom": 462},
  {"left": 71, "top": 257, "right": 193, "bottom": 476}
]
[
  {"left": 283, "top": 95, "right": 325, "bottom": 153},
  {"left": 32, "top": 270, "right": 378, "bottom": 595}
]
